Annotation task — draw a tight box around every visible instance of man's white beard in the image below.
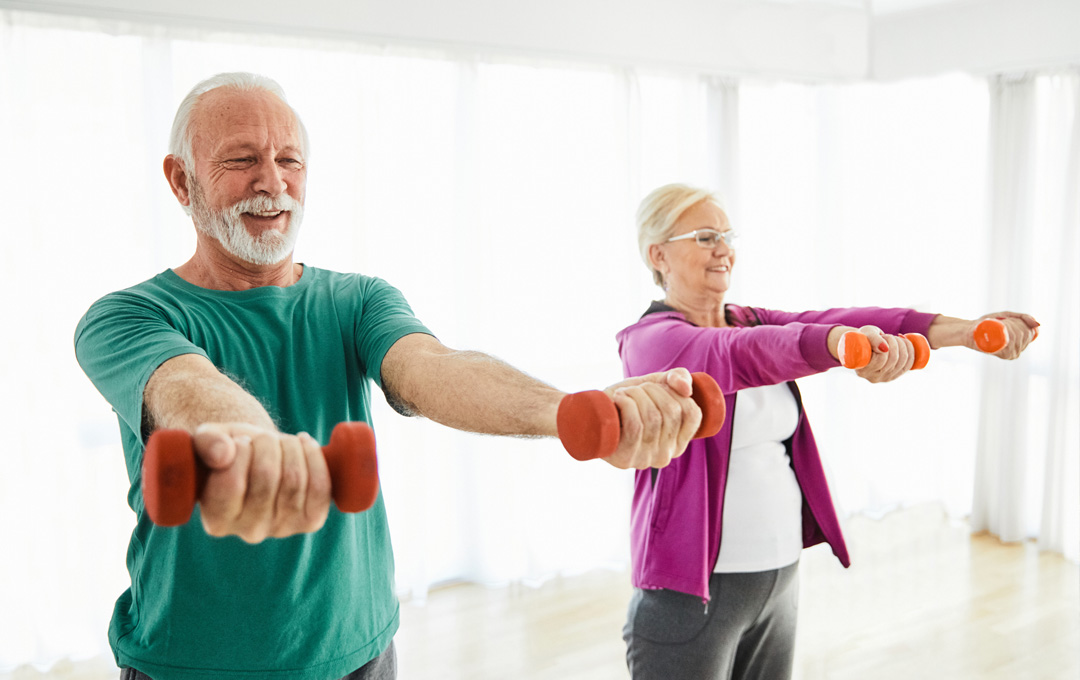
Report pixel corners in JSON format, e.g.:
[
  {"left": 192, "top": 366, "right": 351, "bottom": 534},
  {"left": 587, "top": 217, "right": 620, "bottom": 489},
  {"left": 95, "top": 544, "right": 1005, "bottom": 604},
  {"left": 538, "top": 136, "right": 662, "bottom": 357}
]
[{"left": 189, "top": 177, "right": 304, "bottom": 266}]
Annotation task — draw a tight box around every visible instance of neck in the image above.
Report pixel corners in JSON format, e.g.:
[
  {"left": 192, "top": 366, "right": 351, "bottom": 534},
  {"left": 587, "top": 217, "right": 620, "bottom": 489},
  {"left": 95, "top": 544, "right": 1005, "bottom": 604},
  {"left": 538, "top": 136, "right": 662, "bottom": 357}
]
[
  {"left": 174, "top": 237, "right": 301, "bottom": 291},
  {"left": 664, "top": 288, "right": 727, "bottom": 327}
]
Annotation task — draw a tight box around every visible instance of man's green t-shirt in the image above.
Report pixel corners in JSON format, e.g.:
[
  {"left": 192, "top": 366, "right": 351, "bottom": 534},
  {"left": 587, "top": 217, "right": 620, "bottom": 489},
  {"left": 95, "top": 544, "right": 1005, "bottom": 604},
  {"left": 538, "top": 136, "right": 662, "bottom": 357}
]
[{"left": 74, "top": 266, "right": 432, "bottom": 680}]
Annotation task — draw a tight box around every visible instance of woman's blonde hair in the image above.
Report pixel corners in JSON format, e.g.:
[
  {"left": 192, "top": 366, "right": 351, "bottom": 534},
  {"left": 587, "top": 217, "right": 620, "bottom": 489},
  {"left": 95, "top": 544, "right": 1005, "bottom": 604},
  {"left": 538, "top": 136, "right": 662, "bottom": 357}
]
[{"left": 637, "top": 183, "right": 724, "bottom": 287}]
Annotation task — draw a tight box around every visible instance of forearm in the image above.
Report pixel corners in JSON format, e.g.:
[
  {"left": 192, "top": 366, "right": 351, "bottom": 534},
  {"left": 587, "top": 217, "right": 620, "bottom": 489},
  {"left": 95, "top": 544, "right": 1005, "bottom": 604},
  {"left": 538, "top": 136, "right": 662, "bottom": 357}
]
[
  {"left": 382, "top": 335, "right": 562, "bottom": 437},
  {"left": 925, "top": 314, "right": 971, "bottom": 349},
  {"left": 143, "top": 353, "right": 277, "bottom": 435},
  {"left": 756, "top": 306, "right": 936, "bottom": 336}
]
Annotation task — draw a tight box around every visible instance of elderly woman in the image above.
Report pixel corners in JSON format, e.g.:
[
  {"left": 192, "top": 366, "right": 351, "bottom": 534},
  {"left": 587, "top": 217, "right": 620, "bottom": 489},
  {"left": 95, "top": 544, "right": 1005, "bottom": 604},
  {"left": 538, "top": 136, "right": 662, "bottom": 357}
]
[{"left": 618, "top": 183, "right": 1038, "bottom": 680}]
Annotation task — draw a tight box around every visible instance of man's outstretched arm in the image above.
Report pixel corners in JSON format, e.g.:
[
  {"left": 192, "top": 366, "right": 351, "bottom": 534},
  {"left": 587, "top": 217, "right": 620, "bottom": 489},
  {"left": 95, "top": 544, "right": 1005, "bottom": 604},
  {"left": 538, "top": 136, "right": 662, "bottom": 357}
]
[{"left": 379, "top": 333, "right": 703, "bottom": 470}]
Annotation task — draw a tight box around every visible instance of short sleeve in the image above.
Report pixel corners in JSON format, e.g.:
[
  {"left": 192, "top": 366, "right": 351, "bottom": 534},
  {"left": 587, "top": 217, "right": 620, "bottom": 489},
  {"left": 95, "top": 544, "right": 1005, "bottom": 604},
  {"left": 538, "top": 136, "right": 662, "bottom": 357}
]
[
  {"left": 74, "top": 290, "right": 208, "bottom": 439},
  {"left": 351, "top": 277, "right": 433, "bottom": 389}
]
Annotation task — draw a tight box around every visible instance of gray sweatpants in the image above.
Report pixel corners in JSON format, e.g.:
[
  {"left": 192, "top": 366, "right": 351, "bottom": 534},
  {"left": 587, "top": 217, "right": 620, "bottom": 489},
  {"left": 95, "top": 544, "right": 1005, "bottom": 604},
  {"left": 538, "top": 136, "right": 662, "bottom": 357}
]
[{"left": 623, "top": 562, "right": 799, "bottom": 680}]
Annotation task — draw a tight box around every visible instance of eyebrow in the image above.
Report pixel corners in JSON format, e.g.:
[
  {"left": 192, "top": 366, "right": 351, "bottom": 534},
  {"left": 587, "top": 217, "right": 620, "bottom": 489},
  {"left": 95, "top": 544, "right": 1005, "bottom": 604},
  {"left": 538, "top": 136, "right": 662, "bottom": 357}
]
[{"left": 216, "top": 143, "right": 304, "bottom": 157}]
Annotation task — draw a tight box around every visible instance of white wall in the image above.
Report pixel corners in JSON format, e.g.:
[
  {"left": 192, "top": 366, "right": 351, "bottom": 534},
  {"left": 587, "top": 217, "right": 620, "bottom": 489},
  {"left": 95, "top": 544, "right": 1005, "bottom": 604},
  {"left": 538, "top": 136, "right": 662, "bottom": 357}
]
[{"left": 872, "top": 0, "right": 1080, "bottom": 80}]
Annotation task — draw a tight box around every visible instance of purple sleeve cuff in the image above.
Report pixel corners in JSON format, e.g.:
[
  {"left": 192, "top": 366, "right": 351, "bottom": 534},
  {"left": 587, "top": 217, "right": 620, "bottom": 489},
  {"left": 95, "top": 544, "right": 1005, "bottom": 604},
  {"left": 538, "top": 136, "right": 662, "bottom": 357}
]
[
  {"left": 800, "top": 323, "right": 840, "bottom": 371},
  {"left": 902, "top": 310, "right": 938, "bottom": 336}
]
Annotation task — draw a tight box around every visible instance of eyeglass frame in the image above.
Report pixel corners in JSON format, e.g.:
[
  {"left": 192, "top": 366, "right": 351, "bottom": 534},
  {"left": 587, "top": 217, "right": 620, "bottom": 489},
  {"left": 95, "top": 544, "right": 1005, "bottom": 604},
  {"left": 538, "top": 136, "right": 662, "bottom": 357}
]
[{"left": 664, "top": 228, "right": 739, "bottom": 249}]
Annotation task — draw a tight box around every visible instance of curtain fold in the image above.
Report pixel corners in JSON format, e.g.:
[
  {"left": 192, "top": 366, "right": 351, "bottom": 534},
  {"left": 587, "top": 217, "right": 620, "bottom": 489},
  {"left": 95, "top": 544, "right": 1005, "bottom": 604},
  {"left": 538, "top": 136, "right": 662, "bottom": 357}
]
[
  {"left": 1034, "top": 72, "right": 1080, "bottom": 561},
  {"left": 972, "top": 72, "right": 1080, "bottom": 559}
]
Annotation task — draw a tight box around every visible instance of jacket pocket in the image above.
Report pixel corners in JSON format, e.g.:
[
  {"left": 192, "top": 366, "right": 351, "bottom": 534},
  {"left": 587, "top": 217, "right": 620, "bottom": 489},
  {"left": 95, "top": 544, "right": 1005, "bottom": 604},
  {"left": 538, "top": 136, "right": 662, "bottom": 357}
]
[{"left": 649, "top": 467, "right": 674, "bottom": 533}]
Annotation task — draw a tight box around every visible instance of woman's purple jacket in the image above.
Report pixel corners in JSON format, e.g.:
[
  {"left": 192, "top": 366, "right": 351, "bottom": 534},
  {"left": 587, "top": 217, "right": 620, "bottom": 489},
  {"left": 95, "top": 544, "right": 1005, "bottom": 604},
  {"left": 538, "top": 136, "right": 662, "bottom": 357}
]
[{"left": 615, "top": 302, "right": 937, "bottom": 601}]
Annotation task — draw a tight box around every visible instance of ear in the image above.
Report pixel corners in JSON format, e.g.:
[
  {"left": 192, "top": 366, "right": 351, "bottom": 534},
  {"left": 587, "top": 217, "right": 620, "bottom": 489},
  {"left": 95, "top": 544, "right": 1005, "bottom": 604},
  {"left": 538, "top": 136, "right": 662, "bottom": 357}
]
[
  {"left": 647, "top": 243, "right": 667, "bottom": 276},
  {"left": 163, "top": 155, "right": 192, "bottom": 208}
]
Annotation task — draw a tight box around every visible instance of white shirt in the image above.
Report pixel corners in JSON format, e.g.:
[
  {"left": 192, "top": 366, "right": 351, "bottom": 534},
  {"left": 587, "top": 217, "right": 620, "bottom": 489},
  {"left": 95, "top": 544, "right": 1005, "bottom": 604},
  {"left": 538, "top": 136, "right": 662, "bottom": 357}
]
[{"left": 714, "top": 382, "right": 804, "bottom": 573}]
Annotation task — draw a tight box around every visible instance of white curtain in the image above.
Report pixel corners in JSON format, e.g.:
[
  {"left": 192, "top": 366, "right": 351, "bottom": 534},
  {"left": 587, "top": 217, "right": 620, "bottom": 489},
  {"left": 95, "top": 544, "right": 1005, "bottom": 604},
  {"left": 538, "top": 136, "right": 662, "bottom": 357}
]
[
  {"left": 0, "top": 10, "right": 728, "bottom": 671},
  {"left": 737, "top": 73, "right": 1080, "bottom": 560},
  {"left": 736, "top": 75, "right": 994, "bottom": 520},
  {"left": 2, "top": 8, "right": 1077, "bottom": 674},
  {"left": 972, "top": 72, "right": 1080, "bottom": 559}
]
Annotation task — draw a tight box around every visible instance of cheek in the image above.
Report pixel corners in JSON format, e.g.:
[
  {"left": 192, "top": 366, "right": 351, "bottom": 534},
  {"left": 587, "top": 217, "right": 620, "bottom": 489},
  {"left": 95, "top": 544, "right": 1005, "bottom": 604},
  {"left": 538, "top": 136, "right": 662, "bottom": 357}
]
[
  {"left": 203, "top": 174, "right": 246, "bottom": 208},
  {"left": 288, "top": 175, "right": 307, "bottom": 203}
]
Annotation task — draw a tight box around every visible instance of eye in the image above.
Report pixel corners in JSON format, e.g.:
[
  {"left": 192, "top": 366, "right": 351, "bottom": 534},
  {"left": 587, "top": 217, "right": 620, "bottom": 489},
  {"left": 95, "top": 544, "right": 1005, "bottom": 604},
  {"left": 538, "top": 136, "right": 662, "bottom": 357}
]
[
  {"left": 279, "top": 158, "right": 304, "bottom": 169},
  {"left": 222, "top": 157, "right": 256, "bottom": 169},
  {"left": 696, "top": 232, "right": 719, "bottom": 247}
]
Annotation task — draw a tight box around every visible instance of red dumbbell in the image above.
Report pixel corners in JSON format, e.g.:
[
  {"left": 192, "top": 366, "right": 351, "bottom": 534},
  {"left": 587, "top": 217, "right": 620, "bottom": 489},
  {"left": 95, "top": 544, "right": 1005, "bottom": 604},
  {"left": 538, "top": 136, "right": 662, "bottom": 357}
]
[
  {"left": 839, "top": 331, "right": 931, "bottom": 371},
  {"left": 556, "top": 372, "right": 726, "bottom": 462},
  {"left": 142, "top": 422, "right": 378, "bottom": 527}
]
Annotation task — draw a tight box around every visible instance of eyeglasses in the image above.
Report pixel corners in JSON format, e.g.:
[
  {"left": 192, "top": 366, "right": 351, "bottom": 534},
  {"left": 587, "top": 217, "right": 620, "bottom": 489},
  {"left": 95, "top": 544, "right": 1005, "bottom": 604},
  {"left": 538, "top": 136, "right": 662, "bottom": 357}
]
[{"left": 665, "top": 229, "right": 739, "bottom": 249}]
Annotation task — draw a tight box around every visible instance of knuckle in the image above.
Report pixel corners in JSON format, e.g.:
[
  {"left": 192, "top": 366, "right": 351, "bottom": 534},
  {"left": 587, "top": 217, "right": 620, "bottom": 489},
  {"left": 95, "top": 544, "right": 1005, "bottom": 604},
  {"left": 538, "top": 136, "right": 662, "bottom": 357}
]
[
  {"left": 309, "top": 474, "right": 332, "bottom": 499},
  {"left": 250, "top": 454, "right": 282, "bottom": 485},
  {"left": 662, "top": 400, "right": 682, "bottom": 422},
  {"left": 642, "top": 408, "right": 663, "bottom": 433},
  {"left": 621, "top": 417, "right": 643, "bottom": 442},
  {"left": 279, "top": 465, "right": 305, "bottom": 494}
]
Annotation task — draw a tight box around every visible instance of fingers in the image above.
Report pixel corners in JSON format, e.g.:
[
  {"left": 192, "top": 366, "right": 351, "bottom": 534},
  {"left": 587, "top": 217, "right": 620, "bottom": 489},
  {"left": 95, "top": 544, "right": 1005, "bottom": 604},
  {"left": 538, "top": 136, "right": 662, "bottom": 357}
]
[
  {"left": 275, "top": 433, "right": 307, "bottom": 526},
  {"left": 976, "top": 313, "right": 1040, "bottom": 360},
  {"left": 854, "top": 332, "right": 914, "bottom": 383},
  {"left": 610, "top": 367, "right": 693, "bottom": 399},
  {"left": 199, "top": 433, "right": 253, "bottom": 535},
  {"left": 300, "top": 432, "right": 332, "bottom": 529},
  {"left": 194, "top": 426, "right": 331, "bottom": 543},
  {"left": 996, "top": 316, "right": 1039, "bottom": 360},
  {"left": 604, "top": 380, "right": 700, "bottom": 470},
  {"left": 981, "top": 311, "right": 1039, "bottom": 330}
]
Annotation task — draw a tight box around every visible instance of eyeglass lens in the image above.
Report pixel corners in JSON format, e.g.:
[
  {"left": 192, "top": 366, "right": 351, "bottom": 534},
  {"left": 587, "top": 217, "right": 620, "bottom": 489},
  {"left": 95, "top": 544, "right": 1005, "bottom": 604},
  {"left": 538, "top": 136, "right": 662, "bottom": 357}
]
[{"left": 695, "top": 230, "right": 736, "bottom": 248}]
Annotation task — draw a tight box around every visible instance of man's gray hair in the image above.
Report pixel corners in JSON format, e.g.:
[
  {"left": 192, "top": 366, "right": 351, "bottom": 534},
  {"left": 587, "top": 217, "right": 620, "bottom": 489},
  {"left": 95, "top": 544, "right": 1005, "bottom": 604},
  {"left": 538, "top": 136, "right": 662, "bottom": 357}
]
[{"left": 167, "top": 72, "right": 310, "bottom": 171}]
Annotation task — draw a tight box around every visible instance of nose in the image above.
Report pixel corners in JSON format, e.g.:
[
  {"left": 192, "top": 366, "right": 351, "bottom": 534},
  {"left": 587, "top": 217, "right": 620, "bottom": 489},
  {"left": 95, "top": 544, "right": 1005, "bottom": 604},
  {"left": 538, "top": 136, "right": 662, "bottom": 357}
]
[{"left": 252, "top": 159, "right": 287, "bottom": 196}]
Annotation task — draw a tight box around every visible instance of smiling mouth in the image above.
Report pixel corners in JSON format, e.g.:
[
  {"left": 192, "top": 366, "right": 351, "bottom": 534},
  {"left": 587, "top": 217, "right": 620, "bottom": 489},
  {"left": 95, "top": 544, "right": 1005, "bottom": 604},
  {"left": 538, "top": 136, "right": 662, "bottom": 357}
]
[{"left": 246, "top": 210, "right": 284, "bottom": 218}]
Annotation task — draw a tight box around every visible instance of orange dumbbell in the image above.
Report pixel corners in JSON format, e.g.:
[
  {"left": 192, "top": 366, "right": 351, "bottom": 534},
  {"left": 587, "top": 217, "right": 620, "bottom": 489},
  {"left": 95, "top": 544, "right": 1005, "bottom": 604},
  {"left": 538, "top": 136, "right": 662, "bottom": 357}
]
[
  {"left": 142, "top": 422, "right": 378, "bottom": 527},
  {"left": 973, "top": 317, "right": 1039, "bottom": 353},
  {"left": 556, "top": 372, "right": 726, "bottom": 461},
  {"left": 973, "top": 318, "right": 1009, "bottom": 353},
  {"left": 839, "top": 331, "right": 931, "bottom": 371}
]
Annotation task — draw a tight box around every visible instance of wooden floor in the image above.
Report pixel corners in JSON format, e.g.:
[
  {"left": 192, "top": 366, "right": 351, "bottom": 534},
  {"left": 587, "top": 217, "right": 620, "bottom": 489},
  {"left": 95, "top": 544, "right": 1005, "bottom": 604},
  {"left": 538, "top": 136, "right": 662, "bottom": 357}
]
[
  {"left": 7, "top": 506, "right": 1078, "bottom": 679},
  {"left": 394, "top": 505, "right": 1078, "bottom": 680}
]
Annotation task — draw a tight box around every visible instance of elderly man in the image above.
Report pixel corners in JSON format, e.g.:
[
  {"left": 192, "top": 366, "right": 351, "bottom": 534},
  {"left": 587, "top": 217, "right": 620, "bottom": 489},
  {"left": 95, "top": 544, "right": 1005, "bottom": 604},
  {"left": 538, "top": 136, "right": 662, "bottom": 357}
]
[{"left": 74, "top": 72, "right": 704, "bottom": 680}]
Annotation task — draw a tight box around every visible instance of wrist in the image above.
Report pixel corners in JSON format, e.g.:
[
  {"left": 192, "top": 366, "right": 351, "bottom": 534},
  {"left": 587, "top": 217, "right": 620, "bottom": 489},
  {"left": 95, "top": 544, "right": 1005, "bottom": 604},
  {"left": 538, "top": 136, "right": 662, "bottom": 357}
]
[
  {"left": 827, "top": 325, "right": 857, "bottom": 362},
  {"left": 926, "top": 315, "right": 968, "bottom": 349}
]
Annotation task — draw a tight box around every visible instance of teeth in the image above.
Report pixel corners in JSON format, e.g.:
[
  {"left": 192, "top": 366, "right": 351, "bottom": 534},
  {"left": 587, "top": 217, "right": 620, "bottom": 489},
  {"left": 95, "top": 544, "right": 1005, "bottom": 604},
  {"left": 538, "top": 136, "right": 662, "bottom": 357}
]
[{"left": 248, "top": 211, "right": 282, "bottom": 217}]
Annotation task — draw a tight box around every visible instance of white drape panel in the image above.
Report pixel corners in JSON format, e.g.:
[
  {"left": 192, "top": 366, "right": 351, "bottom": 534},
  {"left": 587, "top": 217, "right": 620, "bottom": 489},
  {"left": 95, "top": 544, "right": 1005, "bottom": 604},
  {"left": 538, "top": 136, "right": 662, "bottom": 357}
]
[
  {"left": 972, "top": 72, "right": 1080, "bottom": 559},
  {"left": 736, "top": 75, "right": 993, "bottom": 520}
]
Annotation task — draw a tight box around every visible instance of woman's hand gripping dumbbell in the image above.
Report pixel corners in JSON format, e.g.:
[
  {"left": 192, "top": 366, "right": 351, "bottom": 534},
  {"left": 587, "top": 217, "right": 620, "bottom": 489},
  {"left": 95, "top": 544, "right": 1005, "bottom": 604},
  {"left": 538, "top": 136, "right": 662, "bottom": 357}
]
[
  {"left": 556, "top": 372, "right": 726, "bottom": 462},
  {"left": 837, "top": 327, "right": 931, "bottom": 374},
  {"left": 143, "top": 422, "right": 378, "bottom": 527},
  {"left": 972, "top": 317, "right": 1038, "bottom": 356}
]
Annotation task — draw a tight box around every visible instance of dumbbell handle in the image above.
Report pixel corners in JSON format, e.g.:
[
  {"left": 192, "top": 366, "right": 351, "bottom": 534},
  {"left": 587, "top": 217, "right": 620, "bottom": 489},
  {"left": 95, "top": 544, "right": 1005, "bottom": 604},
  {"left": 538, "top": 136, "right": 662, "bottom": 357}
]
[
  {"left": 142, "top": 422, "right": 378, "bottom": 527},
  {"left": 556, "top": 372, "right": 726, "bottom": 462},
  {"left": 839, "top": 331, "right": 931, "bottom": 370}
]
